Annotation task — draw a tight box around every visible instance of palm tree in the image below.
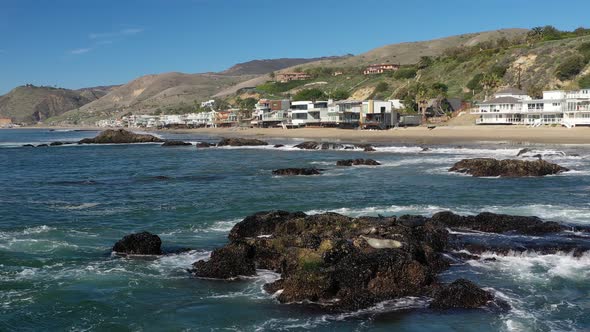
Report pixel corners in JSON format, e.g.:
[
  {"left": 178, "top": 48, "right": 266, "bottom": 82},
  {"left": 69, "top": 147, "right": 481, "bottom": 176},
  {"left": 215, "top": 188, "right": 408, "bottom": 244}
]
[{"left": 481, "top": 73, "right": 502, "bottom": 101}]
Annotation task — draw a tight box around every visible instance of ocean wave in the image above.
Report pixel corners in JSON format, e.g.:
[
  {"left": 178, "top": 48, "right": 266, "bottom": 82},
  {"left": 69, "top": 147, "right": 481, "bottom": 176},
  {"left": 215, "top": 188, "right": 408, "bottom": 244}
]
[
  {"left": 468, "top": 251, "right": 590, "bottom": 282},
  {"left": 207, "top": 269, "right": 280, "bottom": 300},
  {"left": 305, "top": 203, "right": 590, "bottom": 224},
  {"left": 253, "top": 296, "right": 430, "bottom": 331}
]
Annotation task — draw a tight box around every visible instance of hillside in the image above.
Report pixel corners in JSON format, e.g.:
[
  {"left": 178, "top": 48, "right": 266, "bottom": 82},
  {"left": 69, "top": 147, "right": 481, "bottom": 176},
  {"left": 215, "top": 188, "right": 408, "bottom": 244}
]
[
  {"left": 50, "top": 72, "right": 257, "bottom": 125},
  {"left": 289, "top": 29, "right": 528, "bottom": 70},
  {"left": 0, "top": 85, "right": 111, "bottom": 123},
  {"left": 220, "top": 56, "right": 349, "bottom": 76},
  {"left": 244, "top": 29, "right": 590, "bottom": 109}
]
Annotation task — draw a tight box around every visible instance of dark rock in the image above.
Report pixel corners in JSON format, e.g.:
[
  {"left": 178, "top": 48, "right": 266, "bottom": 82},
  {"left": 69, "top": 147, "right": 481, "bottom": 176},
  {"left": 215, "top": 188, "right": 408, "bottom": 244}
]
[
  {"left": 161, "top": 140, "right": 192, "bottom": 147},
  {"left": 78, "top": 129, "right": 163, "bottom": 144},
  {"left": 336, "top": 159, "right": 381, "bottom": 166},
  {"left": 272, "top": 168, "right": 322, "bottom": 176},
  {"left": 430, "top": 279, "right": 493, "bottom": 309},
  {"left": 192, "top": 243, "right": 256, "bottom": 279},
  {"left": 431, "top": 211, "right": 564, "bottom": 235},
  {"left": 273, "top": 144, "right": 285, "bottom": 148},
  {"left": 228, "top": 210, "right": 307, "bottom": 241},
  {"left": 516, "top": 148, "right": 532, "bottom": 157},
  {"left": 49, "top": 141, "right": 64, "bottom": 146},
  {"left": 217, "top": 137, "right": 268, "bottom": 146},
  {"left": 37, "top": 144, "right": 48, "bottom": 147},
  {"left": 22, "top": 144, "right": 35, "bottom": 147},
  {"left": 196, "top": 142, "right": 212, "bottom": 148},
  {"left": 421, "top": 147, "right": 430, "bottom": 152},
  {"left": 294, "top": 141, "right": 372, "bottom": 151},
  {"left": 113, "top": 231, "right": 162, "bottom": 255},
  {"left": 448, "top": 158, "right": 568, "bottom": 177},
  {"left": 364, "top": 146, "right": 376, "bottom": 152}
]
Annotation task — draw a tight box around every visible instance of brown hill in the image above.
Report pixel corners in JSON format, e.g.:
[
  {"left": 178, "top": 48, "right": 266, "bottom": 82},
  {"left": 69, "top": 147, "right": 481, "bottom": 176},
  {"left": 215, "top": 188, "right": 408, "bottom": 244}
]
[
  {"left": 221, "top": 56, "right": 348, "bottom": 76},
  {"left": 0, "top": 85, "right": 110, "bottom": 124}
]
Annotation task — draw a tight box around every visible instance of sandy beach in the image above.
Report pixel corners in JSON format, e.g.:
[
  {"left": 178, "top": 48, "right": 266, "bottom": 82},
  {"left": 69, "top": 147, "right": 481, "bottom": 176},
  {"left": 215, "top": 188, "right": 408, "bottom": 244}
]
[{"left": 167, "top": 126, "right": 590, "bottom": 145}]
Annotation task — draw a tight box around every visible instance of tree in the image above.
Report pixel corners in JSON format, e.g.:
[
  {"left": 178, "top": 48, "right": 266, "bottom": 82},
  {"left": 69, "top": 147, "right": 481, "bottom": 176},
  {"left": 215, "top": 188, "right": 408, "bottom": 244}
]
[
  {"left": 480, "top": 73, "right": 502, "bottom": 100},
  {"left": 393, "top": 67, "right": 417, "bottom": 79},
  {"left": 526, "top": 27, "right": 544, "bottom": 45},
  {"left": 293, "top": 88, "right": 326, "bottom": 101},
  {"left": 430, "top": 82, "right": 448, "bottom": 97},
  {"left": 269, "top": 72, "right": 275, "bottom": 80},
  {"left": 417, "top": 56, "right": 433, "bottom": 69},
  {"left": 374, "top": 82, "right": 389, "bottom": 93}
]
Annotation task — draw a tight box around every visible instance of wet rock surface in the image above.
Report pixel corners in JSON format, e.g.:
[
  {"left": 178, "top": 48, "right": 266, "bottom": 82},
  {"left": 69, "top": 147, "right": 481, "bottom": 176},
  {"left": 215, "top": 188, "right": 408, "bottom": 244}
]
[
  {"left": 294, "top": 141, "right": 375, "bottom": 151},
  {"left": 336, "top": 159, "right": 381, "bottom": 166},
  {"left": 196, "top": 142, "right": 213, "bottom": 148},
  {"left": 112, "top": 231, "right": 162, "bottom": 255},
  {"left": 272, "top": 168, "right": 322, "bottom": 176},
  {"left": 430, "top": 279, "right": 494, "bottom": 309},
  {"left": 79, "top": 129, "right": 163, "bottom": 144},
  {"left": 217, "top": 137, "right": 268, "bottom": 146},
  {"left": 161, "top": 140, "right": 192, "bottom": 146},
  {"left": 449, "top": 158, "right": 568, "bottom": 177}
]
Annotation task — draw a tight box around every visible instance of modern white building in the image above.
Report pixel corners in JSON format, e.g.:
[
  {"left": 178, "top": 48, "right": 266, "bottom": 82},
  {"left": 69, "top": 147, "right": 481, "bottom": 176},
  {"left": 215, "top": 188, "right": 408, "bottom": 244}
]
[
  {"left": 288, "top": 101, "right": 328, "bottom": 127},
  {"left": 472, "top": 88, "right": 590, "bottom": 127}
]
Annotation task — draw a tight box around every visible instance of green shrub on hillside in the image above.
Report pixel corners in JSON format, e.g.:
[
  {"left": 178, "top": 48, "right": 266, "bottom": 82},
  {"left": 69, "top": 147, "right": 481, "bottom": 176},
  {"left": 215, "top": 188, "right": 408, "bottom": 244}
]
[
  {"left": 293, "top": 88, "right": 326, "bottom": 101},
  {"left": 393, "top": 67, "right": 417, "bottom": 79},
  {"left": 578, "top": 42, "right": 590, "bottom": 61},
  {"left": 256, "top": 80, "right": 309, "bottom": 94},
  {"left": 555, "top": 55, "right": 587, "bottom": 81},
  {"left": 331, "top": 89, "right": 350, "bottom": 100},
  {"left": 579, "top": 74, "right": 590, "bottom": 88},
  {"left": 466, "top": 73, "right": 484, "bottom": 91}
]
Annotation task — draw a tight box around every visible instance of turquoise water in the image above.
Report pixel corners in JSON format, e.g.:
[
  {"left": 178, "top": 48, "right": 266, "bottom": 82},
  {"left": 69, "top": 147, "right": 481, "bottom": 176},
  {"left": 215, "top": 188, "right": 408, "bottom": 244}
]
[{"left": 0, "top": 129, "right": 589, "bottom": 331}]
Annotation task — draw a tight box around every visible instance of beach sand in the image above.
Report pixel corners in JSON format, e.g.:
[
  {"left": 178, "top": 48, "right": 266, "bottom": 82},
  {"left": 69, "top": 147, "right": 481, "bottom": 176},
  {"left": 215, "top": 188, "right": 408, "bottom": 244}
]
[{"left": 168, "top": 126, "right": 590, "bottom": 145}]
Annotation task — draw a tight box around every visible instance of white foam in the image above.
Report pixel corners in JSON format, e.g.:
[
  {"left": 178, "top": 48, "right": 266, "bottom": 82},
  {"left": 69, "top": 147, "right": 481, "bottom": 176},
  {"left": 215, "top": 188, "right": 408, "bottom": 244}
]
[{"left": 468, "top": 251, "right": 590, "bottom": 282}]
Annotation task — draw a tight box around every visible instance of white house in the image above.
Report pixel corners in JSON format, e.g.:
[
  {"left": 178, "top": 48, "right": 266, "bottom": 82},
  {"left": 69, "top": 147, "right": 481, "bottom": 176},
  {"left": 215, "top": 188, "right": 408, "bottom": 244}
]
[
  {"left": 288, "top": 101, "right": 328, "bottom": 127},
  {"left": 473, "top": 88, "right": 590, "bottom": 126}
]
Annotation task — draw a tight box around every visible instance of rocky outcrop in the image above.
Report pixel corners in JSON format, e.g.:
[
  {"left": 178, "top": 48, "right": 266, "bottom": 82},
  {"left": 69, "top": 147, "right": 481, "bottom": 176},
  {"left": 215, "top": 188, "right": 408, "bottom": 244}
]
[
  {"left": 192, "top": 211, "right": 452, "bottom": 311},
  {"left": 196, "top": 142, "right": 213, "bottom": 148},
  {"left": 78, "top": 129, "right": 163, "bottom": 144},
  {"left": 294, "top": 141, "right": 375, "bottom": 151},
  {"left": 192, "top": 209, "right": 587, "bottom": 313},
  {"left": 336, "top": 159, "right": 381, "bottom": 166},
  {"left": 272, "top": 168, "right": 322, "bottom": 176},
  {"left": 217, "top": 137, "right": 268, "bottom": 146},
  {"left": 192, "top": 243, "right": 256, "bottom": 279},
  {"left": 448, "top": 158, "right": 568, "bottom": 177},
  {"left": 273, "top": 144, "right": 285, "bottom": 148},
  {"left": 431, "top": 211, "right": 564, "bottom": 235},
  {"left": 161, "top": 140, "right": 192, "bottom": 146},
  {"left": 112, "top": 231, "right": 162, "bottom": 255},
  {"left": 430, "top": 279, "right": 493, "bottom": 309}
]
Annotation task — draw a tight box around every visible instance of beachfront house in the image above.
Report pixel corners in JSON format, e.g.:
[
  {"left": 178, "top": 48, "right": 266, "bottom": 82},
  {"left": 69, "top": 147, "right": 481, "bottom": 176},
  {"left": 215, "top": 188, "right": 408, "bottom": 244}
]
[
  {"left": 363, "top": 63, "right": 400, "bottom": 75},
  {"left": 289, "top": 101, "right": 328, "bottom": 127},
  {"left": 253, "top": 99, "right": 291, "bottom": 127},
  {"left": 473, "top": 87, "right": 590, "bottom": 127}
]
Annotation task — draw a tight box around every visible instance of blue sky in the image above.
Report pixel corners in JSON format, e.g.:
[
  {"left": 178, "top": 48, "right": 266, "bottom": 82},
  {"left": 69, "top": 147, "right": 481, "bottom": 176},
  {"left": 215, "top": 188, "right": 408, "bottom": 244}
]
[{"left": 1, "top": 0, "right": 590, "bottom": 94}]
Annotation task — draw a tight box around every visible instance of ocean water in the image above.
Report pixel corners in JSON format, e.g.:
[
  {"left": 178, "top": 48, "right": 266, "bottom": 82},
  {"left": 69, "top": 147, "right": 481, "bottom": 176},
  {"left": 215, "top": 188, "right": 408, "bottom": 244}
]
[{"left": 0, "top": 128, "right": 589, "bottom": 331}]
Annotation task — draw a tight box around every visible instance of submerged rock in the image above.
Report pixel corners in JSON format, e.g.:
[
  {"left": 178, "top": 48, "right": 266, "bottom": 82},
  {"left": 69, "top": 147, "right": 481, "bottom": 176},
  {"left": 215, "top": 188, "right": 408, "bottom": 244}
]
[
  {"left": 161, "top": 140, "right": 192, "bottom": 147},
  {"left": 78, "top": 129, "right": 163, "bottom": 144},
  {"left": 430, "top": 279, "right": 494, "bottom": 309},
  {"left": 336, "top": 159, "right": 381, "bottom": 166},
  {"left": 22, "top": 144, "right": 35, "bottom": 147},
  {"left": 272, "top": 168, "right": 322, "bottom": 176},
  {"left": 273, "top": 144, "right": 285, "bottom": 148},
  {"left": 448, "top": 158, "right": 568, "bottom": 177},
  {"left": 217, "top": 137, "right": 268, "bottom": 146},
  {"left": 112, "top": 231, "right": 162, "bottom": 255},
  {"left": 196, "top": 142, "right": 213, "bottom": 148}
]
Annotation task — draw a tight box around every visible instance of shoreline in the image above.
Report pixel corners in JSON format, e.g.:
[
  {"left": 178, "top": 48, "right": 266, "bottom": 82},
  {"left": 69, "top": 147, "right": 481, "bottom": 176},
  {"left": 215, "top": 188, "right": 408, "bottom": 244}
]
[
  {"left": 161, "top": 126, "right": 590, "bottom": 145},
  {"left": 6, "top": 125, "right": 590, "bottom": 145}
]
